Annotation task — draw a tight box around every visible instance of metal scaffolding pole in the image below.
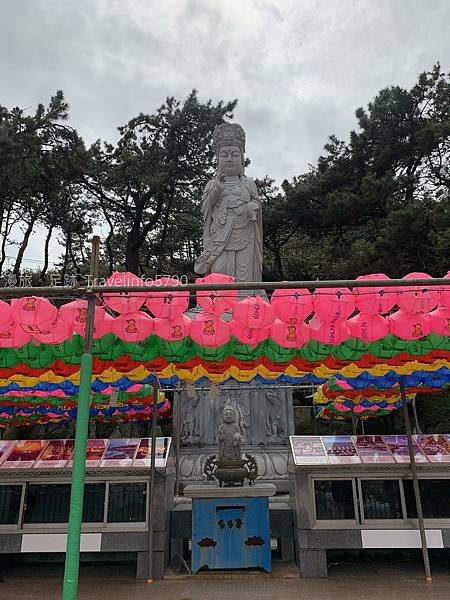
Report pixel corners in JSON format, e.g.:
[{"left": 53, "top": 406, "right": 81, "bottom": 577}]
[
  {"left": 62, "top": 236, "right": 100, "bottom": 600},
  {"left": 400, "top": 377, "right": 432, "bottom": 582},
  {"left": 147, "top": 375, "right": 160, "bottom": 583},
  {"left": 0, "top": 276, "right": 447, "bottom": 298}
]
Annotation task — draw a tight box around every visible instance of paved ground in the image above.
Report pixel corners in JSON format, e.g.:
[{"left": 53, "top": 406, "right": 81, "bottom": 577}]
[{"left": 1, "top": 560, "right": 450, "bottom": 599}]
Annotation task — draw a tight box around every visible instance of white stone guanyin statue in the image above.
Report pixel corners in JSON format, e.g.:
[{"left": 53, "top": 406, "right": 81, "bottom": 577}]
[{"left": 194, "top": 123, "right": 263, "bottom": 282}]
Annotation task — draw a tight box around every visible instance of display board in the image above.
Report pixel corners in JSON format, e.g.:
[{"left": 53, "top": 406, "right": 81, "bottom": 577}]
[
  {"left": 0, "top": 437, "right": 171, "bottom": 469},
  {"left": 290, "top": 434, "right": 449, "bottom": 465}
]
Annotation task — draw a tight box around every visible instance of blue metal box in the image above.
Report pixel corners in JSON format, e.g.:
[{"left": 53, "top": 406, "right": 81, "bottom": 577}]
[{"left": 191, "top": 496, "right": 271, "bottom": 572}]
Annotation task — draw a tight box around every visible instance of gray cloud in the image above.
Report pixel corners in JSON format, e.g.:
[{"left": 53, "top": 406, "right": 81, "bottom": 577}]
[{"left": 1, "top": 0, "right": 449, "bottom": 264}]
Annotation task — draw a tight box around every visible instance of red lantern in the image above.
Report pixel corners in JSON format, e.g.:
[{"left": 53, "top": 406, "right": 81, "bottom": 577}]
[
  {"left": 388, "top": 310, "right": 431, "bottom": 340},
  {"left": 271, "top": 288, "right": 313, "bottom": 322},
  {"left": 353, "top": 274, "right": 396, "bottom": 314},
  {"left": 154, "top": 314, "right": 192, "bottom": 341},
  {"left": 103, "top": 271, "right": 148, "bottom": 314},
  {"left": 11, "top": 296, "right": 58, "bottom": 334},
  {"left": 396, "top": 272, "right": 439, "bottom": 314},
  {"left": 146, "top": 277, "right": 189, "bottom": 318},
  {"left": 313, "top": 288, "right": 355, "bottom": 322},
  {"left": 196, "top": 273, "right": 238, "bottom": 315},
  {"left": 270, "top": 318, "right": 310, "bottom": 348},
  {"left": 232, "top": 295, "right": 275, "bottom": 329},
  {"left": 348, "top": 313, "right": 389, "bottom": 342},
  {"left": 190, "top": 313, "right": 231, "bottom": 347},
  {"left": 111, "top": 312, "right": 154, "bottom": 342}
]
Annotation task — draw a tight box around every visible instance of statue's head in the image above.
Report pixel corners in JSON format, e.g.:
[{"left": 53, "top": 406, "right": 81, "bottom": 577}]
[
  {"left": 212, "top": 123, "right": 245, "bottom": 177},
  {"left": 222, "top": 405, "right": 237, "bottom": 424}
]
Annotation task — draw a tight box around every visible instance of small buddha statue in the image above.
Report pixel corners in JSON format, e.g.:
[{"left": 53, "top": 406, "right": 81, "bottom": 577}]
[{"left": 217, "top": 405, "right": 242, "bottom": 461}]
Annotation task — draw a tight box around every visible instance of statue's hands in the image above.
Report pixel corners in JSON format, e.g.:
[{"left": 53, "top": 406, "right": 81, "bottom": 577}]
[
  {"left": 248, "top": 200, "right": 259, "bottom": 222},
  {"left": 214, "top": 177, "right": 224, "bottom": 197}
]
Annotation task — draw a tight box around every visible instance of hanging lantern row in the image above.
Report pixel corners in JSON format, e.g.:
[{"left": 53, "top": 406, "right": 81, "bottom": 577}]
[{"left": 0, "top": 270, "right": 448, "bottom": 348}]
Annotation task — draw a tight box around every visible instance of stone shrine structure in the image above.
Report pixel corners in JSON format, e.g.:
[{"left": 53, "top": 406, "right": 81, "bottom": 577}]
[{"left": 179, "top": 123, "right": 294, "bottom": 492}]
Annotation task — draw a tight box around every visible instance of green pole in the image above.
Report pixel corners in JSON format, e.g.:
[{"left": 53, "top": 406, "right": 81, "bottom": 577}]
[{"left": 62, "top": 236, "right": 100, "bottom": 600}]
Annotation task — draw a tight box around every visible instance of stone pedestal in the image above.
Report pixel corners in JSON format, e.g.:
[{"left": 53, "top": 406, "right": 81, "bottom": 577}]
[{"left": 177, "top": 380, "right": 293, "bottom": 492}]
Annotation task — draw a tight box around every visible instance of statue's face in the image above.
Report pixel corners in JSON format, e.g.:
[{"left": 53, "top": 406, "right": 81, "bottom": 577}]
[
  {"left": 223, "top": 407, "right": 236, "bottom": 424},
  {"left": 217, "top": 145, "right": 242, "bottom": 177}
]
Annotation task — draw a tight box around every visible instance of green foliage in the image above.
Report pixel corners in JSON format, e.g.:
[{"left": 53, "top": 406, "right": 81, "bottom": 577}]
[
  {"left": 416, "top": 389, "right": 450, "bottom": 433},
  {"left": 263, "top": 64, "right": 450, "bottom": 280}
]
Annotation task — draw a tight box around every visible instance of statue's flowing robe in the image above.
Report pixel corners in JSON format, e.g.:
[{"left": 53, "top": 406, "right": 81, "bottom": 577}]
[{"left": 194, "top": 176, "right": 263, "bottom": 282}]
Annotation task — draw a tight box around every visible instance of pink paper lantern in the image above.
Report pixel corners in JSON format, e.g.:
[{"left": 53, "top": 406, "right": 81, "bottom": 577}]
[
  {"left": 94, "top": 313, "right": 114, "bottom": 339},
  {"left": 59, "top": 299, "right": 107, "bottom": 337},
  {"left": 0, "top": 324, "right": 31, "bottom": 348},
  {"left": 232, "top": 295, "right": 275, "bottom": 329},
  {"left": 230, "top": 320, "right": 270, "bottom": 345},
  {"left": 146, "top": 278, "right": 189, "bottom": 318},
  {"left": 348, "top": 313, "right": 389, "bottom": 342},
  {"left": 427, "top": 306, "right": 450, "bottom": 336},
  {"left": 11, "top": 296, "right": 58, "bottom": 334},
  {"left": 309, "top": 320, "right": 350, "bottom": 345},
  {"left": 270, "top": 288, "right": 313, "bottom": 322},
  {"left": 154, "top": 314, "right": 191, "bottom": 341},
  {"left": 353, "top": 274, "right": 396, "bottom": 314},
  {"left": 190, "top": 313, "right": 231, "bottom": 347},
  {"left": 196, "top": 273, "right": 238, "bottom": 315},
  {"left": 313, "top": 288, "right": 355, "bottom": 322},
  {"left": 388, "top": 310, "right": 431, "bottom": 340},
  {"left": 103, "top": 271, "right": 148, "bottom": 314},
  {"left": 396, "top": 272, "right": 439, "bottom": 314},
  {"left": 270, "top": 318, "right": 310, "bottom": 348},
  {"left": 111, "top": 312, "right": 154, "bottom": 342},
  {"left": 0, "top": 300, "right": 12, "bottom": 329},
  {"left": 440, "top": 271, "right": 450, "bottom": 309},
  {"left": 32, "top": 318, "right": 72, "bottom": 344}
]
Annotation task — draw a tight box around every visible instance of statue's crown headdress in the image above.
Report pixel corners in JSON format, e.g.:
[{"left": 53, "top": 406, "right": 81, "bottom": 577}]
[{"left": 212, "top": 123, "right": 246, "bottom": 154}]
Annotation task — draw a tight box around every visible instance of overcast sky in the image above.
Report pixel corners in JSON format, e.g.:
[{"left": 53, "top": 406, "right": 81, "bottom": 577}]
[{"left": 2, "top": 0, "right": 450, "bottom": 268}]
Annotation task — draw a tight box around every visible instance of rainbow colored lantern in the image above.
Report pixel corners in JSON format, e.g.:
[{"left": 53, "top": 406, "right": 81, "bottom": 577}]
[
  {"left": 270, "top": 318, "right": 310, "bottom": 348},
  {"left": 348, "top": 313, "right": 389, "bottom": 343},
  {"left": 196, "top": 273, "right": 238, "bottom": 315},
  {"left": 190, "top": 312, "right": 231, "bottom": 347},
  {"left": 271, "top": 287, "right": 313, "bottom": 322},
  {"left": 396, "top": 272, "right": 439, "bottom": 314},
  {"left": 353, "top": 273, "right": 396, "bottom": 314},
  {"left": 388, "top": 310, "right": 431, "bottom": 340},
  {"left": 111, "top": 312, "right": 154, "bottom": 342},
  {"left": 11, "top": 296, "right": 58, "bottom": 334},
  {"left": 146, "top": 277, "right": 189, "bottom": 318},
  {"left": 154, "top": 314, "right": 191, "bottom": 342},
  {"left": 103, "top": 272, "right": 148, "bottom": 314},
  {"left": 313, "top": 287, "right": 355, "bottom": 322},
  {"left": 232, "top": 295, "right": 275, "bottom": 329}
]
